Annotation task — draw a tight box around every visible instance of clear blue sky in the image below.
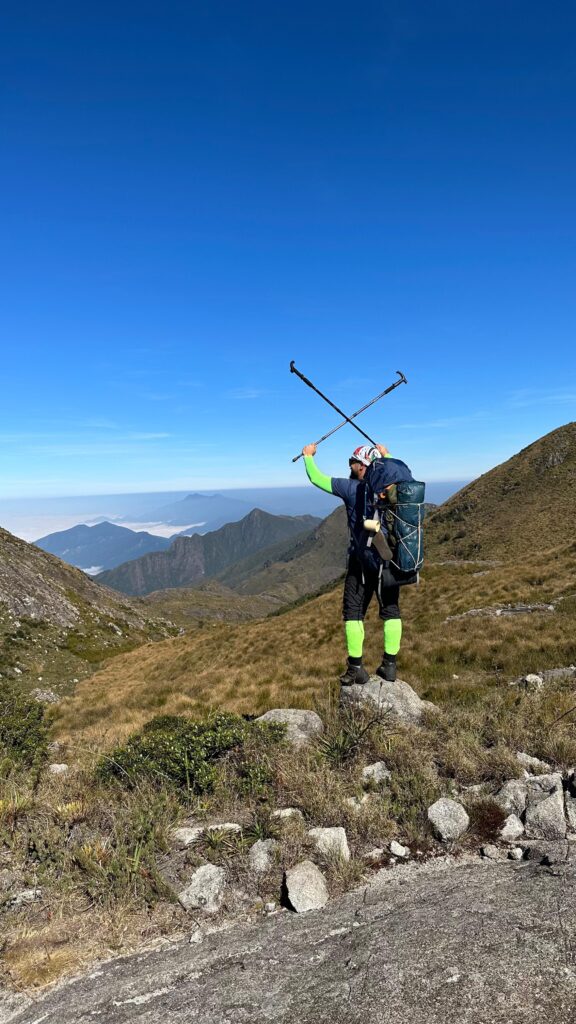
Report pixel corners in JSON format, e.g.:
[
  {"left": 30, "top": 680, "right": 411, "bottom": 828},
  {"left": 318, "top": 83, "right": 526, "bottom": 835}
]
[{"left": 1, "top": 1, "right": 574, "bottom": 496}]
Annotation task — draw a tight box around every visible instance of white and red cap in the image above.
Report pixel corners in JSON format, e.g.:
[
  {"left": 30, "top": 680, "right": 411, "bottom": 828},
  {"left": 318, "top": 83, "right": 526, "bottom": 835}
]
[{"left": 349, "top": 445, "right": 380, "bottom": 467}]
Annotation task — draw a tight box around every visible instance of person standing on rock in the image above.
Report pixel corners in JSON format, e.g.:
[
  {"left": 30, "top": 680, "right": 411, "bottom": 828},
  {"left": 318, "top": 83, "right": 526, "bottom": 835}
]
[{"left": 301, "top": 441, "right": 414, "bottom": 686}]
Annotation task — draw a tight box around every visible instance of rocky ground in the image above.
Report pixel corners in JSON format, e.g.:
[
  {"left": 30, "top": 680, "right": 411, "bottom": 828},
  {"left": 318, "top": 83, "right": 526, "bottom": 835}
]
[{"left": 3, "top": 852, "right": 576, "bottom": 1024}]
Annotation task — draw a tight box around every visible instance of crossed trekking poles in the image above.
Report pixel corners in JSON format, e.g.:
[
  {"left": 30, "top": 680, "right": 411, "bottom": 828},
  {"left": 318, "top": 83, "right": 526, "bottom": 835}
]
[{"left": 290, "top": 361, "right": 407, "bottom": 462}]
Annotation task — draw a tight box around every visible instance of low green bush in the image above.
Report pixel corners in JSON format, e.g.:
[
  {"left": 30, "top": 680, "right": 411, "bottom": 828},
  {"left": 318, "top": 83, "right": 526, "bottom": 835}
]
[
  {"left": 0, "top": 682, "right": 49, "bottom": 769},
  {"left": 97, "top": 712, "right": 285, "bottom": 795}
]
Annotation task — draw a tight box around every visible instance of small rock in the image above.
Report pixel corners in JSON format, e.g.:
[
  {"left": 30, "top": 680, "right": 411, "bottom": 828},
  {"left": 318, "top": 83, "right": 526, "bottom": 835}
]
[
  {"left": 272, "top": 808, "right": 304, "bottom": 823},
  {"left": 178, "top": 864, "right": 226, "bottom": 913},
  {"left": 500, "top": 814, "right": 525, "bottom": 843},
  {"left": 255, "top": 709, "right": 323, "bottom": 748},
  {"left": 517, "top": 673, "right": 544, "bottom": 691},
  {"left": 516, "top": 751, "right": 551, "bottom": 773},
  {"left": 508, "top": 847, "right": 524, "bottom": 861},
  {"left": 47, "top": 763, "right": 69, "bottom": 775},
  {"left": 340, "top": 676, "right": 435, "bottom": 724},
  {"left": 345, "top": 794, "right": 370, "bottom": 813},
  {"left": 427, "top": 798, "right": 470, "bottom": 841},
  {"left": 362, "top": 762, "right": 391, "bottom": 785},
  {"left": 494, "top": 780, "right": 528, "bottom": 817},
  {"left": 389, "top": 840, "right": 410, "bottom": 859},
  {"left": 206, "top": 823, "right": 242, "bottom": 835},
  {"left": 284, "top": 860, "right": 329, "bottom": 913},
  {"left": 9, "top": 888, "right": 42, "bottom": 908},
  {"left": 248, "top": 839, "right": 277, "bottom": 873},
  {"left": 364, "top": 848, "right": 385, "bottom": 862},
  {"left": 308, "top": 826, "right": 350, "bottom": 862},
  {"left": 264, "top": 901, "right": 277, "bottom": 914},
  {"left": 481, "top": 844, "right": 503, "bottom": 861},
  {"left": 0, "top": 869, "right": 17, "bottom": 892},
  {"left": 189, "top": 930, "right": 204, "bottom": 944},
  {"left": 170, "top": 826, "right": 204, "bottom": 848},
  {"left": 31, "top": 688, "right": 60, "bottom": 704}
]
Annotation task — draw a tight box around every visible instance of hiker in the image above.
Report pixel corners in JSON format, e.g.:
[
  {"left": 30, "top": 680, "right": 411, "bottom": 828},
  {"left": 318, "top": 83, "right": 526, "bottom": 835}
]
[{"left": 302, "top": 441, "right": 414, "bottom": 685}]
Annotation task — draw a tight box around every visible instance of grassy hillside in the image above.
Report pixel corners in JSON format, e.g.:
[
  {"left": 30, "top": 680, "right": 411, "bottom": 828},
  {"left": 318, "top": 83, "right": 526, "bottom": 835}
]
[
  {"left": 143, "top": 582, "right": 278, "bottom": 625},
  {"left": 0, "top": 527, "right": 174, "bottom": 696},
  {"left": 426, "top": 421, "right": 576, "bottom": 560},
  {"left": 54, "top": 535, "right": 576, "bottom": 748}
]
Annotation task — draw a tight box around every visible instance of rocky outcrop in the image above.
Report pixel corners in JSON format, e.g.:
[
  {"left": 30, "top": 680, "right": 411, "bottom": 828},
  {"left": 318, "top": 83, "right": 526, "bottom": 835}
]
[
  {"left": 340, "top": 676, "right": 436, "bottom": 724},
  {"left": 255, "top": 709, "right": 323, "bottom": 747},
  {"left": 6, "top": 858, "right": 576, "bottom": 1024}
]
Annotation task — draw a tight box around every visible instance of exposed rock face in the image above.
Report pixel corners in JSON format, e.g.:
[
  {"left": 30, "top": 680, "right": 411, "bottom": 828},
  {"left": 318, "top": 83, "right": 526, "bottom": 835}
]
[
  {"left": 283, "top": 860, "right": 329, "bottom": 913},
  {"left": 177, "top": 864, "right": 226, "bottom": 914},
  {"left": 340, "top": 676, "right": 435, "bottom": 724},
  {"left": 516, "top": 751, "right": 551, "bottom": 773},
  {"left": 255, "top": 709, "right": 323, "bottom": 747},
  {"left": 427, "top": 798, "right": 470, "bottom": 841},
  {"left": 495, "top": 780, "right": 528, "bottom": 817},
  {"left": 308, "top": 826, "right": 350, "bottom": 862},
  {"left": 8, "top": 859, "right": 576, "bottom": 1024}
]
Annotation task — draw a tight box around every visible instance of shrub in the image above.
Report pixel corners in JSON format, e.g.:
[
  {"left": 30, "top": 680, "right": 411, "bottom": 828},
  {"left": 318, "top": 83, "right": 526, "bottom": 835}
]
[
  {"left": 0, "top": 682, "right": 49, "bottom": 769},
  {"left": 96, "top": 712, "right": 282, "bottom": 795}
]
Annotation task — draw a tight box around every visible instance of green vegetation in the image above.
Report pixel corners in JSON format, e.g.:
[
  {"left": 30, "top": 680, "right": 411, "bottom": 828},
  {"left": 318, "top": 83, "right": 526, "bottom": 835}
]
[{"left": 0, "top": 681, "right": 49, "bottom": 770}]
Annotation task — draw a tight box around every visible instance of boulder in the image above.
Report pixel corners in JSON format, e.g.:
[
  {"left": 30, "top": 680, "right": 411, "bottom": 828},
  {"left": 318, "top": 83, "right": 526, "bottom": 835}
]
[
  {"left": 248, "top": 839, "right": 277, "bottom": 874},
  {"left": 178, "top": 864, "right": 226, "bottom": 914},
  {"left": 500, "top": 814, "right": 525, "bottom": 843},
  {"left": 427, "top": 798, "right": 469, "bottom": 841},
  {"left": 516, "top": 752, "right": 551, "bottom": 773},
  {"left": 344, "top": 794, "right": 370, "bottom": 813},
  {"left": 481, "top": 844, "right": 504, "bottom": 861},
  {"left": 340, "top": 676, "right": 435, "bottom": 724},
  {"left": 362, "top": 761, "right": 391, "bottom": 785},
  {"left": 170, "top": 826, "right": 204, "bottom": 848},
  {"left": 308, "top": 826, "right": 350, "bottom": 862},
  {"left": 272, "top": 807, "right": 304, "bottom": 823},
  {"left": 284, "top": 860, "right": 329, "bottom": 913},
  {"left": 389, "top": 840, "right": 410, "bottom": 859},
  {"left": 494, "top": 780, "right": 528, "bottom": 817},
  {"left": 508, "top": 847, "right": 524, "bottom": 861},
  {"left": 524, "top": 791, "right": 567, "bottom": 841},
  {"left": 206, "top": 823, "right": 242, "bottom": 835},
  {"left": 255, "top": 709, "right": 323, "bottom": 748}
]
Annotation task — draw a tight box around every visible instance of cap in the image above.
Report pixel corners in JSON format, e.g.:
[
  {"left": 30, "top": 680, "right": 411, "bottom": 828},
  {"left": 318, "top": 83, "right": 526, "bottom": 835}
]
[{"left": 349, "top": 445, "right": 380, "bottom": 467}]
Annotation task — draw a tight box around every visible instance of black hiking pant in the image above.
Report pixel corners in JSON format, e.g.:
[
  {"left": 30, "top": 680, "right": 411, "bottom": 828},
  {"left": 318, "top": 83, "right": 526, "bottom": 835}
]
[{"left": 342, "top": 555, "right": 400, "bottom": 622}]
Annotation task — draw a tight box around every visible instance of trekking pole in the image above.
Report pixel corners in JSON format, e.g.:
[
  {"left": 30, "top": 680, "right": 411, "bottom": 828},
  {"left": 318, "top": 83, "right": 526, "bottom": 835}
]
[{"left": 290, "top": 364, "right": 407, "bottom": 462}]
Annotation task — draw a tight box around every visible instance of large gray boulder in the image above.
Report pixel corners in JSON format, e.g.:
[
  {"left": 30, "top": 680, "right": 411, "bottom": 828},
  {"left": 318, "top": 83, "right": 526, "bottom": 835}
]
[
  {"left": 427, "top": 798, "right": 470, "bottom": 841},
  {"left": 255, "top": 709, "right": 323, "bottom": 748},
  {"left": 178, "top": 864, "right": 226, "bottom": 914},
  {"left": 284, "top": 860, "right": 329, "bottom": 913},
  {"left": 340, "top": 676, "right": 435, "bottom": 724},
  {"left": 524, "top": 787, "right": 567, "bottom": 841}
]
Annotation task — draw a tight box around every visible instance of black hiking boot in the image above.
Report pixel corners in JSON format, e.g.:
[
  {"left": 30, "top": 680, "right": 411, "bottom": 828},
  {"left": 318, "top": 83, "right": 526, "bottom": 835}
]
[
  {"left": 339, "top": 661, "right": 370, "bottom": 686},
  {"left": 376, "top": 654, "right": 397, "bottom": 683}
]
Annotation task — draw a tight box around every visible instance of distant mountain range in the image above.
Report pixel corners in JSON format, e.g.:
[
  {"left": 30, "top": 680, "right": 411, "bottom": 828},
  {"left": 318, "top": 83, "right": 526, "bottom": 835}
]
[
  {"left": 35, "top": 521, "right": 172, "bottom": 571},
  {"left": 97, "top": 509, "right": 321, "bottom": 596},
  {"left": 129, "top": 492, "right": 256, "bottom": 531}
]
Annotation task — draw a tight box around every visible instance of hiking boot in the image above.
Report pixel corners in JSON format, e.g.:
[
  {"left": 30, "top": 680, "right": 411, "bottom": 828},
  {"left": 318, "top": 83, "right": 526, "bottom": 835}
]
[
  {"left": 340, "top": 661, "right": 370, "bottom": 686},
  {"left": 376, "top": 655, "right": 397, "bottom": 683}
]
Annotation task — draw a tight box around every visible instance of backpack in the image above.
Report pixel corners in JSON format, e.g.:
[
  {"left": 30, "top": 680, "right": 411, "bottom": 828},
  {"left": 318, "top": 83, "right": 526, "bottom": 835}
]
[{"left": 360, "top": 458, "right": 426, "bottom": 575}]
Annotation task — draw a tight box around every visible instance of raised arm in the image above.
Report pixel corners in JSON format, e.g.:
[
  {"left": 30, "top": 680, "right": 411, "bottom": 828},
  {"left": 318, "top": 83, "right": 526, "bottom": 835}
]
[{"left": 301, "top": 443, "right": 334, "bottom": 494}]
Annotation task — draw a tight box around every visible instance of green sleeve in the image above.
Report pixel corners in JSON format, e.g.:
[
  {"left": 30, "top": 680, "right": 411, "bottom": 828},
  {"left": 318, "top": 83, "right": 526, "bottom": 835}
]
[{"left": 303, "top": 455, "right": 334, "bottom": 494}]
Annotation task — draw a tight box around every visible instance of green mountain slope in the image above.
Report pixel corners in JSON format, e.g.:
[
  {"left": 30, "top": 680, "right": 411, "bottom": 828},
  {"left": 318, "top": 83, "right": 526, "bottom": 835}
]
[
  {"left": 426, "top": 422, "right": 576, "bottom": 560},
  {"left": 0, "top": 527, "right": 173, "bottom": 695}
]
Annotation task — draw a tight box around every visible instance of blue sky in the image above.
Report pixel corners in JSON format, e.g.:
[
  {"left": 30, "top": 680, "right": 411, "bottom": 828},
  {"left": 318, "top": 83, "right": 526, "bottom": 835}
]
[{"left": 1, "top": 0, "right": 574, "bottom": 497}]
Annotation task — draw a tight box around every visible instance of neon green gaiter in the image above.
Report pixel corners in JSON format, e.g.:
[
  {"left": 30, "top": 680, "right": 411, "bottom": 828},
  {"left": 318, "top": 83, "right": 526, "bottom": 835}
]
[
  {"left": 345, "top": 620, "right": 365, "bottom": 658},
  {"left": 384, "top": 618, "right": 402, "bottom": 656}
]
